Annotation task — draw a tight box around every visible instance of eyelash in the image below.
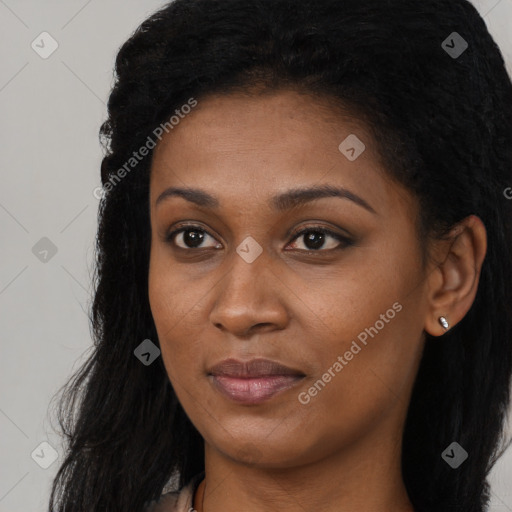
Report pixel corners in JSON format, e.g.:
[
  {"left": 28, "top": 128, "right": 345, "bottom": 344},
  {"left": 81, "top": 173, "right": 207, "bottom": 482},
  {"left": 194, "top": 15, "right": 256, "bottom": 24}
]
[{"left": 165, "top": 223, "right": 354, "bottom": 253}]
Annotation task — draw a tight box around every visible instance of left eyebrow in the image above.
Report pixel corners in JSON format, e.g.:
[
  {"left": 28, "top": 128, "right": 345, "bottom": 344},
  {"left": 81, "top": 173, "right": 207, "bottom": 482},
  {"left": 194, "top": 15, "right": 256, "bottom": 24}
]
[
  {"left": 271, "top": 184, "right": 377, "bottom": 214},
  {"left": 155, "top": 184, "right": 377, "bottom": 215}
]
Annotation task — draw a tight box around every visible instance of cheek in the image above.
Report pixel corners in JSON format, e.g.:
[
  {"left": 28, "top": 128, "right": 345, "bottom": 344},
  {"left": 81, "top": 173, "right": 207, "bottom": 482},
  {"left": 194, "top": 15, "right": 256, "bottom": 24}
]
[
  {"left": 289, "top": 302, "right": 423, "bottom": 462},
  {"left": 296, "top": 234, "right": 419, "bottom": 354},
  {"left": 148, "top": 243, "right": 208, "bottom": 333},
  {"left": 291, "top": 241, "right": 424, "bottom": 422},
  {"left": 148, "top": 249, "right": 205, "bottom": 387}
]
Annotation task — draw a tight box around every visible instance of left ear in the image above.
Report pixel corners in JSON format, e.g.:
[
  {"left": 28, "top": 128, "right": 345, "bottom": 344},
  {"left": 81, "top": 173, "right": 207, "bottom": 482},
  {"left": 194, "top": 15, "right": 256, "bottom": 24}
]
[{"left": 423, "top": 215, "right": 487, "bottom": 337}]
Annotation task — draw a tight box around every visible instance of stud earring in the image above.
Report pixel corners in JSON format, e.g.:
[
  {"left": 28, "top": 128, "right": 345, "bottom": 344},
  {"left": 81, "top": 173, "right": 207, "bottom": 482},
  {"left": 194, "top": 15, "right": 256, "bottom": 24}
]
[{"left": 438, "top": 316, "right": 449, "bottom": 330}]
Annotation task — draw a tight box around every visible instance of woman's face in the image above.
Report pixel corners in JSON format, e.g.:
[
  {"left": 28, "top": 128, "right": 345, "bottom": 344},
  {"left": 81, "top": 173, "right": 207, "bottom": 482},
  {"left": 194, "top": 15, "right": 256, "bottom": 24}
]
[{"left": 148, "top": 90, "right": 431, "bottom": 468}]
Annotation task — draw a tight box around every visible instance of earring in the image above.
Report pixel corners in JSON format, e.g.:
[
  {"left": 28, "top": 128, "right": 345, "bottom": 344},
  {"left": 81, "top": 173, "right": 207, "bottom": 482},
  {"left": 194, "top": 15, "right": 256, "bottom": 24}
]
[{"left": 438, "top": 316, "right": 449, "bottom": 330}]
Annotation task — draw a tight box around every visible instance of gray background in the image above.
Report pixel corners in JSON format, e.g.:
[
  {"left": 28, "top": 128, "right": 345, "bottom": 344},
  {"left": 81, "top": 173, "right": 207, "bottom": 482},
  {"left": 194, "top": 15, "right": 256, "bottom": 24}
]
[{"left": 0, "top": 0, "right": 511, "bottom": 510}]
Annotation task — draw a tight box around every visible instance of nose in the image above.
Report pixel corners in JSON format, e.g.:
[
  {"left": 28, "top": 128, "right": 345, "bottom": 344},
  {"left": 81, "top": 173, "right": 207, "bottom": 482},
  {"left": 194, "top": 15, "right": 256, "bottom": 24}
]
[{"left": 209, "top": 245, "right": 289, "bottom": 338}]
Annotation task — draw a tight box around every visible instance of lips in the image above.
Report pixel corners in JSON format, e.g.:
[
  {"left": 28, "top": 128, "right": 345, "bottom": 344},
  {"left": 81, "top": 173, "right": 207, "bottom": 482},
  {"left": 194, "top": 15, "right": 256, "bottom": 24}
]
[
  {"left": 208, "top": 358, "right": 305, "bottom": 378},
  {"left": 208, "top": 358, "right": 305, "bottom": 404}
]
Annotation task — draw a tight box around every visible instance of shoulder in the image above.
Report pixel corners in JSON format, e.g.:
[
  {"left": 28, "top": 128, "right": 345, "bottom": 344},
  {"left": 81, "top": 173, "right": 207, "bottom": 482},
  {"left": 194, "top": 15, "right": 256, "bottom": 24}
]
[{"left": 145, "top": 473, "right": 203, "bottom": 512}]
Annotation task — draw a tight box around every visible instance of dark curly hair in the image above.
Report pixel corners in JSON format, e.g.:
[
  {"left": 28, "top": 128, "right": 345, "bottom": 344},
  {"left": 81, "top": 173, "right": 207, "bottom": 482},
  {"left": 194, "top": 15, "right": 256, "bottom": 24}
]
[{"left": 48, "top": 0, "right": 512, "bottom": 511}]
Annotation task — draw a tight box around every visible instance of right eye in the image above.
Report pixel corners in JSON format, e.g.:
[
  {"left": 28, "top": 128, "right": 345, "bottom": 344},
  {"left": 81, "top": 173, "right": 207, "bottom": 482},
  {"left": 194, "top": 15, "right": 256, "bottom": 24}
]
[{"left": 165, "top": 225, "right": 222, "bottom": 250}]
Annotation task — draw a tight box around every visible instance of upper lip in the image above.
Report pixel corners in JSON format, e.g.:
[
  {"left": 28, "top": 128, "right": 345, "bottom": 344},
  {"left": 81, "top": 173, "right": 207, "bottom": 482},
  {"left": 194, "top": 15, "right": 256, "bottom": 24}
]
[{"left": 208, "top": 358, "right": 305, "bottom": 378}]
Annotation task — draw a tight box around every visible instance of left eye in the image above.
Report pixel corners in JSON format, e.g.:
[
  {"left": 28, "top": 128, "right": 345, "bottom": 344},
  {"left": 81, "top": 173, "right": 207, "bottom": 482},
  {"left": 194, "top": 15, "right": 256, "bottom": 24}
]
[{"left": 287, "top": 227, "right": 352, "bottom": 251}]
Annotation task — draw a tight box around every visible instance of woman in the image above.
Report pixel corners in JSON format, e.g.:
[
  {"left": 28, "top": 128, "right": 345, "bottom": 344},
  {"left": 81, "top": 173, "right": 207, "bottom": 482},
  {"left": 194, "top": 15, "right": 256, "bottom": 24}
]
[{"left": 49, "top": 0, "right": 512, "bottom": 511}]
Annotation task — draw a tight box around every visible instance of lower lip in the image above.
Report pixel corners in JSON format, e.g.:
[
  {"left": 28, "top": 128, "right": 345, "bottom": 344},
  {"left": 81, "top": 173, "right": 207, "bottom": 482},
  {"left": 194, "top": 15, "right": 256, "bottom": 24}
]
[{"left": 210, "top": 375, "right": 304, "bottom": 404}]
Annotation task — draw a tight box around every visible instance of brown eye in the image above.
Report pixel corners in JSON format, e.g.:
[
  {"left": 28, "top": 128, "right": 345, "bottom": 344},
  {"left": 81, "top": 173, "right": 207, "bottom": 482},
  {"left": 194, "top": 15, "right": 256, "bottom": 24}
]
[
  {"left": 165, "top": 224, "right": 353, "bottom": 253},
  {"left": 166, "top": 226, "right": 221, "bottom": 249},
  {"left": 287, "top": 227, "right": 353, "bottom": 252}
]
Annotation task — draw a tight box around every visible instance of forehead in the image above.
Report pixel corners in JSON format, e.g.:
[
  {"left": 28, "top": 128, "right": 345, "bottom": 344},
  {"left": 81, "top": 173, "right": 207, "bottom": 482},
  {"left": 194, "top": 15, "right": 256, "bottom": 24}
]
[
  {"left": 149, "top": 90, "right": 400, "bottom": 215},
  {"left": 152, "top": 89, "right": 375, "bottom": 165}
]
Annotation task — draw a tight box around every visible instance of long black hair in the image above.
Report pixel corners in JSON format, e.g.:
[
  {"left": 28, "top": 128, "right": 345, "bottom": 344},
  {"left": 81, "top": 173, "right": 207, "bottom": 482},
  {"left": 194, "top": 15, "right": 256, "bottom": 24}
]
[{"left": 48, "top": 1, "right": 512, "bottom": 510}]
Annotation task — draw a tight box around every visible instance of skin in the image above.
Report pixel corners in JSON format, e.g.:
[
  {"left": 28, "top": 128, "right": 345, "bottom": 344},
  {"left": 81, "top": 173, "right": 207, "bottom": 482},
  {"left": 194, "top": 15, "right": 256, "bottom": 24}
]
[{"left": 148, "top": 89, "right": 487, "bottom": 512}]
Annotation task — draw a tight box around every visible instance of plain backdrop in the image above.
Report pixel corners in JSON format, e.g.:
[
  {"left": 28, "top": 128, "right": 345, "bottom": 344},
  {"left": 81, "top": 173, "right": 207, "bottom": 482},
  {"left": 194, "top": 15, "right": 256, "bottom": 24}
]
[{"left": 1, "top": 1, "right": 511, "bottom": 510}]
